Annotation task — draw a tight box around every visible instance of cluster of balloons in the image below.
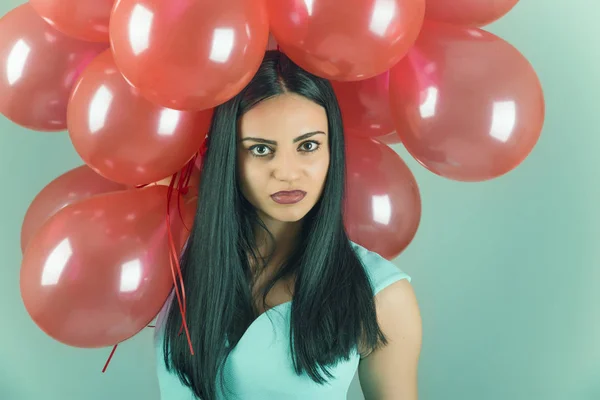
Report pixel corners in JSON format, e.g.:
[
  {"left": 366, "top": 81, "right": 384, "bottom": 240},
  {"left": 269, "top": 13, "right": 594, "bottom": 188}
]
[{"left": 0, "top": 0, "right": 543, "bottom": 352}]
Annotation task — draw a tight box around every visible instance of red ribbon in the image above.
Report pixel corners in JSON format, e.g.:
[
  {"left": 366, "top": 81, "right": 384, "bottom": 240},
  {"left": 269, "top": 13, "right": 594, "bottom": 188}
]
[
  {"left": 102, "top": 152, "right": 200, "bottom": 372},
  {"left": 199, "top": 135, "right": 209, "bottom": 159},
  {"left": 165, "top": 160, "right": 195, "bottom": 353}
]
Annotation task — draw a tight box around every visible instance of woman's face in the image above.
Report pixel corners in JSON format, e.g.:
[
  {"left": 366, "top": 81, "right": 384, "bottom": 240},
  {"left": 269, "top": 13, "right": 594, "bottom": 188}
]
[{"left": 237, "top": 93, "right": 330, "bottom": 224}]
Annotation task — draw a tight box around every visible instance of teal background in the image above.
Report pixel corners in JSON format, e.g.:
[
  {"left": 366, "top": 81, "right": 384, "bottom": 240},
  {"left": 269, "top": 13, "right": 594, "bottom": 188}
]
[{"left": 1, "top": 1, "right": 598, "bottom": 399}]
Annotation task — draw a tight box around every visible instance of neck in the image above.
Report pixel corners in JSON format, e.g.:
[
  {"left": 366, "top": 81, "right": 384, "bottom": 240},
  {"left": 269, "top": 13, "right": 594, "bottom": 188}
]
[{"left": 254, "top": 213, "right": 303, "bottom": 262}]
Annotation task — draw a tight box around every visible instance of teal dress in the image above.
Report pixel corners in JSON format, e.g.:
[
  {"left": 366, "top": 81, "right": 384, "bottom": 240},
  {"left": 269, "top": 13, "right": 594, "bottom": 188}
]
[{"left": 154, "top": 242, "right": 412, "bottom": 399}]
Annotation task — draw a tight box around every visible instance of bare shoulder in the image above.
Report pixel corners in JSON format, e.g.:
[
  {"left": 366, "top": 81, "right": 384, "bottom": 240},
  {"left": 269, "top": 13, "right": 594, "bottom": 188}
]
[{"left": 358, "top": 279, "right": 422, "bottom": 400}]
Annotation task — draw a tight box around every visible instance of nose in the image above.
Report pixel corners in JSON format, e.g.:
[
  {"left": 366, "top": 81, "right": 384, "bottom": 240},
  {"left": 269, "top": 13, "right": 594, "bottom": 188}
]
[{"left": 272, "top": 153, "right": 301, "bottom": 182}]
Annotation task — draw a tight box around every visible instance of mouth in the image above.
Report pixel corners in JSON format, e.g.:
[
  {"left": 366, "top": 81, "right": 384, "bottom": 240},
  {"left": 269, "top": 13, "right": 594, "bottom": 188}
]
[{"left": 270, "top": 190, "right": 307, "bottom": 205}]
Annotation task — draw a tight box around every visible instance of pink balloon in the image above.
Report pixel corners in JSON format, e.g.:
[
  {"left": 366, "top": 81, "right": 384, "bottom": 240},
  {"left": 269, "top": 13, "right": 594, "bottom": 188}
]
[
  {"left": 267, "top": 32, "right": 279, "bottom": 50},
  {"left": 20, "top": 186, "right": 196, "bottom": 348},
  {"left": 389, "top": 21, "right": 544, "bottom": 181},
  {"left": 344, "top": 137, "right": 421, "bottom": 259},
  {"left": 374, "top": 131, "right": 403, "bottom": 145},
  {"left": 109, "top": 0, "right": 269, "bottom": 110},
  {"left": 29, "top": 0, "right": 115, "bottom": 42},
  {"left": 67, "top": 50, "right": 213, "bottom": 186},
  {"left": 332, "top": 71, "right": 396, "bottom": 139},
  {"left": 267, "top": 0, "right": 425, "bottom": 81},
  {"left": 425, "top": 0, "right": 519, "bottom": 27},
  {"left": 0, "top": 4, "right": 108, "bottom": 131},
  {"left": 21, "top": 165, "right": 127, "bottom": 254}
]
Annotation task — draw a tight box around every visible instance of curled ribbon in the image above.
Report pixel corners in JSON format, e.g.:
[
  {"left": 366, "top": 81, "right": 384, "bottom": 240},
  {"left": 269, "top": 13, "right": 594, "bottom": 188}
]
[{"left": 102, "top": 148, "right": 203, "bottom": 372}]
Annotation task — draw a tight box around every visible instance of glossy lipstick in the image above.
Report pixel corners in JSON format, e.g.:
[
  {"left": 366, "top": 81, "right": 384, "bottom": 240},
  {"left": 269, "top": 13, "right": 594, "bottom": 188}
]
[{"left": 271, "top": 190, "right": 306, "bottom": 204}]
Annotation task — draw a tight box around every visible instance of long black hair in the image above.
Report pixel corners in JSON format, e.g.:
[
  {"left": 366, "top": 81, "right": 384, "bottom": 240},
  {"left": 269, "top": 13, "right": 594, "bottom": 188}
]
[{"left": 161, "top": 50, "right": 389, "bottom": 399}]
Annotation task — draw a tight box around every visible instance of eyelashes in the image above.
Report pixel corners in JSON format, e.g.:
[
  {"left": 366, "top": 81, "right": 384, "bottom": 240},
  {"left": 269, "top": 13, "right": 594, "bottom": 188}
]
[{"left": 247, "top": 140, "right": 322, "bottom": 158}]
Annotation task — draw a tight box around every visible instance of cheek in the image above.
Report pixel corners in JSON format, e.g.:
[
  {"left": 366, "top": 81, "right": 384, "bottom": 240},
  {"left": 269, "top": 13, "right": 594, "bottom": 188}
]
[
  {"left": 307, "top": 155, "right": 329, "bottom": 183},
  {"left": 240, "top": 159, "right": 264, "bottom": 196},
  {"left": 238, "top": 158, "right": 252, "bottom": 192}
]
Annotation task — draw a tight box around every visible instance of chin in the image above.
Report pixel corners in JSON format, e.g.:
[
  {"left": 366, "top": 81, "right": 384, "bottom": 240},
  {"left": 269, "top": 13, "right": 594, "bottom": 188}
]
[
  {"left": 269, "top": 210, "right": 309, "bottom": 223},
  {"left": 263, "top": 203, "right": 315, "bottom": 223}
]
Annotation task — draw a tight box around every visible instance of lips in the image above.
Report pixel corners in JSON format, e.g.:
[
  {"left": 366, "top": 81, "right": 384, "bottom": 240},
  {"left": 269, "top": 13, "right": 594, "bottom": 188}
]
[{"left": 270, "top": 190, "right": 307, "bottom": 204}]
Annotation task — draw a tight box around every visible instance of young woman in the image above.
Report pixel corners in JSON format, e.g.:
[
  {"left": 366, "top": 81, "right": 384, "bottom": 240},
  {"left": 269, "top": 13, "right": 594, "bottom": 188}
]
[{"left": 154, "top": 51, "right": 422, "bottom": 400}]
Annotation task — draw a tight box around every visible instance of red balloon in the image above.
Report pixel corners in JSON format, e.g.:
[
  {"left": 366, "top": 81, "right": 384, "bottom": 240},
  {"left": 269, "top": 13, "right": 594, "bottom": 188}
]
[
  {"left": 21, "top": 165, "right": 127, "bottom": 254},
  {"left": 374, "top": 131, "right": 402, "bottom": 145},
  {"left": 425, "top": 0, "right": 519, "bottom": 27},
  {"left": 344, "top": 137, "right": 421, "bottom": 260},
  {"left": 0, "top": 4, "right": 108, "bottom": 131},
  {"left": 332, "top": 71, "right": 396, "bottom": 139},
  {"left": 152, "top": 163, "right": 202, "bottom": 203},
  {"left": 267, "top": 32, "right": 279, "bottom": 50},
  {"left": 267, "top": 0, "right": 425, "bottom": 81},
  {"left": 109, "top": 0, "right": 269, "bottom": 111},
  {"left": 68, "top": 50, "right": 213, "bottom": 186},
  {"left": 29, "top": 0, "right": 115, "bottom": 42},
  {"left": 20, "top": 186, "right": 196, "bottom": 348},
  {"left": 389, "top": 22, "right": 545, "bottom": 182}
]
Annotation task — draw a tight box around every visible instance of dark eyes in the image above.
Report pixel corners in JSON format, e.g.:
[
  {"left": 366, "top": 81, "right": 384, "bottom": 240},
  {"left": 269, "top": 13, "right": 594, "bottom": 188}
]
[
  {"left": 250, "top": 145, "right": 271, "bottom": 157},
  {"left": 248, "top": 140, "right": 321, "bottom": 158}
]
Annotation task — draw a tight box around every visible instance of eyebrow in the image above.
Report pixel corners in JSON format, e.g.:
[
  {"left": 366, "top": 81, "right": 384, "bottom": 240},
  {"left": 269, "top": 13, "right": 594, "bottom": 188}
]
[{"left": 239, "top": 131, "right": 326, "bottom": 145}]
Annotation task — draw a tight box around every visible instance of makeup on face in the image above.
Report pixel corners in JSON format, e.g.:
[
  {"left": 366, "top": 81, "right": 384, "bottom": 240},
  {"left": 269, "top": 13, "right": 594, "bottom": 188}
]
[
  {"left": 237, "top": 93, "right": 330, "bottom": 224},
  {"left": 270, "top": 190, "right": 307, "bottom": 204}
]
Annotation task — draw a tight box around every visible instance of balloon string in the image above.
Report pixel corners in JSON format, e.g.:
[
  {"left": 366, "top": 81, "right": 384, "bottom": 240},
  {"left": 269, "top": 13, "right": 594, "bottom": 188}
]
[
  {"left": 102, "top": 156, "right": 200, "bottom": 372},
  {"left": 102, "top": 344, "right": 118, "bottom": 373},
  {"left": 166, "top": 163, "right": 194, "bottom": 355},
  {"left": 176, "top": 153, "right": 197, "bottom": 234}
]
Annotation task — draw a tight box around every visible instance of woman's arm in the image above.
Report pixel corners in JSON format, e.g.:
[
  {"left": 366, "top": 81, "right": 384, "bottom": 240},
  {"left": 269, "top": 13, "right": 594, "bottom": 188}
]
[{"left": 358, "top": 279, "right": 422, "bottom": 400}]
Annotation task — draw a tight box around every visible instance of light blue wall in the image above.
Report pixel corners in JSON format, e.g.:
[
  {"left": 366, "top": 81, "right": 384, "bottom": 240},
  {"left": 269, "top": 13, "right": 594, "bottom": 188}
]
[{"left": 1, "top": 1, "right": 598, "bottom": 399}]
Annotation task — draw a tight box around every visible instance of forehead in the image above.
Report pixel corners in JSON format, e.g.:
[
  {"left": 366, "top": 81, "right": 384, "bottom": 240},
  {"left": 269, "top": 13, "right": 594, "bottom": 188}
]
[{"left": 239, "top": 93, "right": 328, "bottom": 139}]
